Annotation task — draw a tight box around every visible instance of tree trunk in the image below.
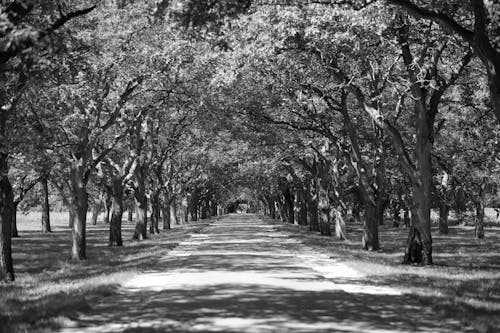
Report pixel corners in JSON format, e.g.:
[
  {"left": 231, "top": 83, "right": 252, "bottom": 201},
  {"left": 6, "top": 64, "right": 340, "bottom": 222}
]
[
  {"left": 283, "top": 188, "right": 294, "bottom": 224},
  {"left": 11, "top": 203, "right": 19, "bottom": 238},
  {"left": 133, "top": 193, "right": 147, "bottom": 240},
  {"left": 91, "top": 204, "right": 99, "bottom": 225},
  {"left": 0, "top": 153, "right": 15, "bottom": 281},
  {"left": 189, "top": 191, "right": 199, "bottom": 222},
  {"left": 403, "top": 226, "right": 424, "bottom": 264},
  {"left": 475, "top": 183, "right": 486, "bottom": 239},
  {"left": 133, "top": 168, "right": 148, "bottom": 240},
  {"left": 362, "top": 201, "right": 379, "bottom": 250},
  {"left": 210, "top": 200, "right": 217, "bottom": 217},
  {"left": 128, "top": 208, "right": 133, "bottom": 222},
  {"left": 104, "top": 192, "right": 111, "bottom": 225},
  {"left": 171, "top": 199, "right": 179, "bottom": 225},
  {"left": 403, "top": 206, "right": 410, "bottom": 228},
  {"left": 318, "top": 181, "right": 331, "bottom": 236},
  {"left": 392, "top": 202, "right": 401, "bottom": 228},
  {"left": 308, "top": 193, "right": 319, "bottom": 232},
  {"left": 200, "top": 198, "right": 208, "bottom": 220},
  {"left": 149, "top": 192, "right": 160, "bottom": 234},
  {"left": 298, "top": 197, "right": 308, "bottom": 225},
  {"left": 162, "top": 203, "right": 171, "bottom": 230},
  {"left": 407, "top": 110, "right": 433, "bottom": 265},
  {"left": 333, "top": 209, "right": 348, "bottom": 240},
  {"left": 438, "top": 203, "right": 449, "bottom": 235},
  {"left": 69, "top": 160, "right": 88, "bottom": 261},
  {"left": 109, "top": 179, "right": 124, "bottom": 247},
  {"left": 68, "top": 209, "right": 75, "bottom": 229},
  {"left": 41, "top": 177, "right": 51, "bottom": 233}
]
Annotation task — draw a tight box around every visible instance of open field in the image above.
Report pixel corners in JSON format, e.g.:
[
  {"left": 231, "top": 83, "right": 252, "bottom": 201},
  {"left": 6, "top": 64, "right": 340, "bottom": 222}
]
[{"left": 0, "top": 212, "right": 212, "bottom": 333}]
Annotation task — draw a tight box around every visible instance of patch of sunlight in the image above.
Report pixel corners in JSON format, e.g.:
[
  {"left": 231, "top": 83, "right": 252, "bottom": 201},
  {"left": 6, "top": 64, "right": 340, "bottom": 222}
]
[
  {"left": 121, "top": 270, "right": 403, "bottom": 295},
  {"left": 164, "top": 250, "right": 296, "bottom": 257},
  {"left": 178, "top": 237, "right": 299, "bottom": 245},
  {"left": 58, "top": 318, "right": 183, "bottom": 333},
  {"left": 191, "top": 317, "right": 412, "bottom": 333},
  {"left": 191, "top": 317, "right": 278, "bottom": 332},
  {"left": 311, "top": 262, "right": 363, "bottom": 279}
]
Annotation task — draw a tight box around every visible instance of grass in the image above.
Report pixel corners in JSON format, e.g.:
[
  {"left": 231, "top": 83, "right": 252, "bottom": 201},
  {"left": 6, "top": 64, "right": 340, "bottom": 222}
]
[
  {"left": 264, "top": 212, "right": 500, "bottom": 333},
  {"left": 0, "top": 212, "right": 212, "bottom": 333}
]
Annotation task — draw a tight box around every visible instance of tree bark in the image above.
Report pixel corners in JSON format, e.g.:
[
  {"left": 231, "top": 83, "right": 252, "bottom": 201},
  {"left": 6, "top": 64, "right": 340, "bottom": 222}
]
[
  {"left": 133, "top": 168, "right": 148, "bottom": 240},
  {"left": 149, "top": 192, "right": 160, "bottom": 234},
  {"left": 333, "top": 209, "right": 348, "bottom": 240},
  {"left": 438, "top": 203, "right": 449, "bottom": 235},
  {"left": 318, "top": 179, "right": 331, "bottom": 236},
  {"left": 41, "top": 176, "right": 51, "bottom": 233},
  {"left": 69, "top": 160, "right": 88, "bottom": 260},
  {"left": 0, "top": 150, "right": 15, "bottom": 281},
  {"left": 403, "top": 206, "right": 410, "bottom": 228},
  {"left": 171, "top": 199, "right": 179, "bottom": 225},
  {"left": 189, "top": 190, "right": 199, "bottom": 222},
  {"left": 109, "top": 179, "right": 124, "bottom": 247},
  {"left": 91, "top": 204, "right": 99, "bottom": 225},
  {"left": 128, "top": 207, "right": 133, "bottom": 222},
  {"left": 362, "top": 202, "right": 379, "bottom": 250},
  {"left": 308, "top": 192, "right": 319, "bottom": 232},
  {"left": 162, "top": 203, "right": 171, "bottom": 230},
  {"left": 283, "top": 187, "right": 295, "bottom": 224},
  {"left": 104, "top": 191, "right": 111, "bottom": 225},
  {"left": 68, "top": 209, "right": 75, "bottom": 228},
  {"left": 475, "top": 182, "right": 486, "bottom": 239},
  {"left": 11, "top": 202, "right": 19, "bottom": 238}
]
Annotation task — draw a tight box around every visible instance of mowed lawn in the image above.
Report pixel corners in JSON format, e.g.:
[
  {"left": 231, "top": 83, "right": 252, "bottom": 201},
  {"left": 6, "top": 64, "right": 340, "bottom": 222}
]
[
  {"left": 268, "top": 210, "right": 500, "bottom": 332},
  {"left": 2, "top": 210, "right": 500, "bottom": 332},
  {"left": 0, "top": 211, "right": 211, "bottom": 333}
]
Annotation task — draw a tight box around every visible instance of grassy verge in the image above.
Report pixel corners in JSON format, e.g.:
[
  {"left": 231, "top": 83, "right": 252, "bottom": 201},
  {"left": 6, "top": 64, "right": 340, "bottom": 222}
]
[
  {"left": 0, "top": 213, "right": 213, "bottom": 333},
  {"left": 262, "top": 215, "right": 500, "bottom": 332}
]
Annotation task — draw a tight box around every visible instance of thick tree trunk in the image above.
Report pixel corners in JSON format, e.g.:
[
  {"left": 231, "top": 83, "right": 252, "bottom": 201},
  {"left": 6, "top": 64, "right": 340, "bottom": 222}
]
[
  {"left": 403, "top": 226, "right": 424, "bottom": 264},
  {"left": 0, "top": 155, "right": 15, "bottom": 281},
  {"left": 41, "top": 177, "right": 51, "bottom": 233},
  {"left": 362, "top": 201, "right": 379, "bottom": 250},
  {"left": 69, "top": 161, "right": 88, "bottom": 261},
  {"left": 109, "top": 180, "right": 124, "bottom": 247},
  {"left": 11, "top": 203, "right": 19, "bottom": 238},
  {"left": 408, "top": 109, "right": 433, "bottom": 265}
]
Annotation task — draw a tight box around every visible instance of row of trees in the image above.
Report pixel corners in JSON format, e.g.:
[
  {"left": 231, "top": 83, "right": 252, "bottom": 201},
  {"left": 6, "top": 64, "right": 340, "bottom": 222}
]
[{"left": 1, "top": 0, "right": 499, "bottom": 282}]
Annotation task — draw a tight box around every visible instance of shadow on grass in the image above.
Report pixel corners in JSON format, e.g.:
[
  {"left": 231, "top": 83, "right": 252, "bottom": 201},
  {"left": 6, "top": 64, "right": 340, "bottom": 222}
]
[{"left": 1, "top": 219, "right": 214, "bottom": 333}]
